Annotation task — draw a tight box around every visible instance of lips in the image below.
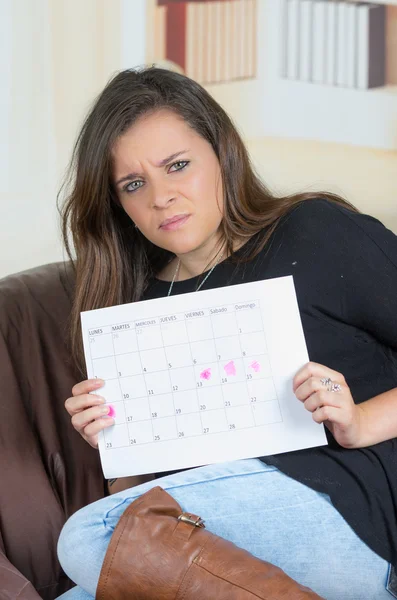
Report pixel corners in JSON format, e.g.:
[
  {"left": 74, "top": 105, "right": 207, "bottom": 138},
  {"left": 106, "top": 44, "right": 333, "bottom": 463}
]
[{"left": 159, "top": 214, "right": 190, "bottom": 230}]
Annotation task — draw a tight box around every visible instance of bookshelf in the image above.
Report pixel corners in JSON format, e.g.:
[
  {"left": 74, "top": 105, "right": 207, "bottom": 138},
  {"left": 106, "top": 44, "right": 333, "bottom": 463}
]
[
  {"left": 282, "top": 1, "right": 397, "bottom": 88},
  {"left": 351, "top": 0, "right": 397, "bottom": 5},
  {"left": 144, "top": 0, "right": 397, "bottom": 149},
  {"left": 270, "top": 0, "right": 397, "bottom": 149},
  {"left": 147, "top": 0, "right": 257, "bottom": 85},
  {"left": 353, "top": 0, "right": 397, "bottom": 88}
]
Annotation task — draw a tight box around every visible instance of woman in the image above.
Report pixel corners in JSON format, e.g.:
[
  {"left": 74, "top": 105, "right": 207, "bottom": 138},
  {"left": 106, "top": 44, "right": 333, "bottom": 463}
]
[{"left": 57, "top": 67, "right": 397, "bottom": 599}]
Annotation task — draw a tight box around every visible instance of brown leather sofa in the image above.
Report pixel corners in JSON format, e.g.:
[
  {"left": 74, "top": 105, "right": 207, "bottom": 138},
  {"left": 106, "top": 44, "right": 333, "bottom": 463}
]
[
  {"left": 0, "top": 262, "right": 105, "bottom": 599},
  {"left": 0, "top": 261, "right": 323, "bottom": 600}
]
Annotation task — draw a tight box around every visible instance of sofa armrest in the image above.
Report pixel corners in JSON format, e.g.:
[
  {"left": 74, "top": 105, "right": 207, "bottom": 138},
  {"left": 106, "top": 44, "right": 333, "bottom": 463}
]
[{"left": 0, "top": 550, "right": 41, "bottom": 600}]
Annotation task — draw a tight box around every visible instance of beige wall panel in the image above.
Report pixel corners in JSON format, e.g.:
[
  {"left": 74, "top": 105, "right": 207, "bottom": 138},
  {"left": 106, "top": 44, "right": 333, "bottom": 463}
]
[
  {"left": 247, "top": 137, "right": 397, "bottom": 233},
  {"left": 49, "top": 0, "right": 122, "bottom": 178}
]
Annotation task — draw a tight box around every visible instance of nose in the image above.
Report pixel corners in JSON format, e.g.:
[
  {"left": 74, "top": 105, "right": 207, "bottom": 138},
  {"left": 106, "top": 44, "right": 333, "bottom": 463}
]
[{"left": 151, "top": 179, "right": 177, "bottom": 209}]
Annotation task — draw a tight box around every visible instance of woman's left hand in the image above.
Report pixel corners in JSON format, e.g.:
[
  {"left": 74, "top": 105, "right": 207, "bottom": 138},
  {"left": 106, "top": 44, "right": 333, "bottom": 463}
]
[{"left": 293, "top": 362, "right": 364, "bottom": 448}]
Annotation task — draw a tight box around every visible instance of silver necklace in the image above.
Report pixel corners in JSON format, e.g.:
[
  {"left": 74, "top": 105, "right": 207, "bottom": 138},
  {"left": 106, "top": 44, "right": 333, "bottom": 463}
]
[{"left": 167, "top": 253, "right": 224, "bottom": 297}]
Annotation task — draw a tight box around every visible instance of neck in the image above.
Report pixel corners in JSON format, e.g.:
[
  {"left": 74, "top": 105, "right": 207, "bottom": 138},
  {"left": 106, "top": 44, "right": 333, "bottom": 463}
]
[{"left": 176, "top": 237, "right": 225, "bottom": 281}]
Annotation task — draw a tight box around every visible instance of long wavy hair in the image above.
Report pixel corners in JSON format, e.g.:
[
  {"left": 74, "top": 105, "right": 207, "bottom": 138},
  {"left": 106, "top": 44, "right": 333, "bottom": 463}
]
[{"left": 60, "top": 66, "right": 357, "bottom": 374}]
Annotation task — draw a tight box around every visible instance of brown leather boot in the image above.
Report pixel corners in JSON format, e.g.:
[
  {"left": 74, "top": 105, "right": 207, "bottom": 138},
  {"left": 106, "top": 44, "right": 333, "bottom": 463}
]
[{"left": 96, "top": 486, "right": 323, "bottom": 599}]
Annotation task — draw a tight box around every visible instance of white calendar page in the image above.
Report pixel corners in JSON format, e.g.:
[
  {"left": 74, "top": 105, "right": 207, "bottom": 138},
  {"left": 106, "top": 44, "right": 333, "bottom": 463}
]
[{"left": 81, "top": 276, "right": 327, "bottom": 478}]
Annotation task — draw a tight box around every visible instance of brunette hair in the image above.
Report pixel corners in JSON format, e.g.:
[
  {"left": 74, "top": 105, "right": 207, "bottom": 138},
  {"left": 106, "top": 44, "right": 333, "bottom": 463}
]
[{"left": 60, "top": 66, "right": 357, "bottom": 373}]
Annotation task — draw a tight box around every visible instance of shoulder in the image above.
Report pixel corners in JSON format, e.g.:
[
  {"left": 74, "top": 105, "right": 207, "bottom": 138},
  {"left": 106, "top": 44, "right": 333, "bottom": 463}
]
[
  {"left": 276, "top": 198, "right": 397, "bottom": 267},
  {"left": 281, "top": 198, "right": 380, "bottom": 232}
]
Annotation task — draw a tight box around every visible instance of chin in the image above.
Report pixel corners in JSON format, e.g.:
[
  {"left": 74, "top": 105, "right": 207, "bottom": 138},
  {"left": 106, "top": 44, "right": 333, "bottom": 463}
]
[
  {"left": 154, "top": 232, "right": 204, "bottom": 256},
  {"left": 166, "top": 241, "right": 202, "bottom": 256}
]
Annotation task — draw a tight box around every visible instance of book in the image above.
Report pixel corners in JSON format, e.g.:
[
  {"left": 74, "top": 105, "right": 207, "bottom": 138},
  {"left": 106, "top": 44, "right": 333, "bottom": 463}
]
[
  {"left": 213, "top": 1, "right": 222, "bottom": 83},
  {"left": 325, "top": 0, "right": 338, "bottom": 85},
  {"left": 357, "top": 3, "right": 386, "bottom": 89},
  {"left": 312, "top": 0, "right": 327, "bottom": 84},
  {"left": 346, "top": 1, "right": 357, "bottom": 88},
  {"left": 299, "top": 0, "right": 313, "bottom": 82},
  {"left": 286, "top": 0, "right": 300, "bottom": 79},
  {"left": 186, "top": 2, "right": 195, "bottom": 80},
  {"left": 336, "top": 1, "right": 348, "bottom": 87}
]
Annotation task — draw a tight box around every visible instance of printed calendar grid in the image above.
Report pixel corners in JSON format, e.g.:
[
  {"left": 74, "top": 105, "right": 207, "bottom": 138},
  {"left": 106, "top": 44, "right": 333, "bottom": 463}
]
[
  {"left": 111, "top": 313, "right": 157, "bottom": 446},
  {"left": 86, "top": 332, "right": 265, "bottom": 368},
  {"left": 87, "top": 299, "right": 283, "bottom": 450}
]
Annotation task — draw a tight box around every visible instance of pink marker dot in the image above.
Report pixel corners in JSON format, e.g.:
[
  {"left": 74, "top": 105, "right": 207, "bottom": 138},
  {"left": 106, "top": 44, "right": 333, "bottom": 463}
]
[
  {"left": 249, "top": 361, "right": 261, "bottom": 373},
  {"left": 200, "top": 368, "right": 212, "bottom": 380},
  {"left": 107, "top": 405, "right": 116, "bottom": 418},
  {"left": 224, "top": 360, "right": 236, "bottom": 376}
]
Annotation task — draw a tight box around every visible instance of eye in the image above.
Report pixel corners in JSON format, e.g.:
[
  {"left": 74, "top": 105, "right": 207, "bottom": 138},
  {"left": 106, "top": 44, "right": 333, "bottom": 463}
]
[
  {"left": 123, "top": 180, "right": 144, "bottom": 194},
  {"left": 169, "top": 160, "right": 189, "bottom": 173}
]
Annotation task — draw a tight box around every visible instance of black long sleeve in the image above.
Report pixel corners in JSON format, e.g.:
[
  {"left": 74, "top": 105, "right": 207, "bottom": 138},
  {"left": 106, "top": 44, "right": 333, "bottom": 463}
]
[{"left": 144, "top": 198, "right": 397, "bottom": 567}]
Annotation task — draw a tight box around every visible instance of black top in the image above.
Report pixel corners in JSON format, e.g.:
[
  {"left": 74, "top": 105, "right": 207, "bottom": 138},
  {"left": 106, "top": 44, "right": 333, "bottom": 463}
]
[{"left": 143, "top": 199, "right": 397, "bottom": 567}]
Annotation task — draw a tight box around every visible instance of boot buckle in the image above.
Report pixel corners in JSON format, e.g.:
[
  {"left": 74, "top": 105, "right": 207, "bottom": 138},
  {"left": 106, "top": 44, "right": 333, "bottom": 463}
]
[{"left": 178, "top": 513, "right": 205, "bottom": 528}]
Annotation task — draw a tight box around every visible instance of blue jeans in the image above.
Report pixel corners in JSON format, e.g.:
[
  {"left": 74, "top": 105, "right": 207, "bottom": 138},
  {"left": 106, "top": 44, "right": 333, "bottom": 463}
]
[{"left": 57, "top": 459, "right": 395, "bottom": 600}]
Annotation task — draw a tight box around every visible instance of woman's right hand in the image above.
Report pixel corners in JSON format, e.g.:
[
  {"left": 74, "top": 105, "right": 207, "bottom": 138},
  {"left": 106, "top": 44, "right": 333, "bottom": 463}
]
[{"left": 65, "top": 379, "right": 114, "bottom": 449}]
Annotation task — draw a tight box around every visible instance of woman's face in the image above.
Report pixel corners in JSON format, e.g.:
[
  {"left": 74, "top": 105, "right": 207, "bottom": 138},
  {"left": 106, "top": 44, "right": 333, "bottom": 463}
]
[{"left": 112, "top": 110, "right": 224, "bottom": 256}]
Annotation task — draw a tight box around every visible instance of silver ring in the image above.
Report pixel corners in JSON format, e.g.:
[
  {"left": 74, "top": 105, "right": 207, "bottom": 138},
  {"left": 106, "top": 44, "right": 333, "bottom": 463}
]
[
  {"left": 320, "top": 377, "right": 341, "bottom": 393},
  {"left": 330, "top": 383, "right": 342, "bottom": 393}
]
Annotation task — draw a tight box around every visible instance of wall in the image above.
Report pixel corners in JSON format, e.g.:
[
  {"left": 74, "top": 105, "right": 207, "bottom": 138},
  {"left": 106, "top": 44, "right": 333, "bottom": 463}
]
[
  {"left": 1, "top": 0, "right": 396, "bottom": 279},
  {"left": 187, "top": 0, "right": 397, "bottom": 232},
  {"left": 1, "top": 0, "right": 57, "bottom": 278},
  {"left": 146, "top": 0, "right": 397, "bottom": 233},
  {"left": 0, "top": 0, "right": 129, "bottom": 278}
]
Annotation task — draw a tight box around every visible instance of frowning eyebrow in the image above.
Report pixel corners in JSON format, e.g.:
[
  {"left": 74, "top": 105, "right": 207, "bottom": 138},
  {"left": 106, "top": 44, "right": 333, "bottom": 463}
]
[{"left": 115, "top": 149, "right": 190, "bottom": 187}]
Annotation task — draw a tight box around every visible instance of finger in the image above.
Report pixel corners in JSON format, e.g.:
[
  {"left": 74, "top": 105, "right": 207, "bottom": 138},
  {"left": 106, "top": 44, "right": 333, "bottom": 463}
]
[
  {"left": 303, "top": 390, "right": 343, "bottom": 413},
  {"left": 311, "top": 405, "right": 342, "bottom": 425},
  {"left": 293, "top": 362, "right": 344, "bottom": 392},
  {"left": 83, "top": 433, "right": 99, "bottom": 450},
  {"left": 295, "top": 376, "right": 345, "bottom": 402},
  {"left": 82, "top": 416, "right": 115, "bottom": 441},
  {"left": 72, "top": 378, "right": 104, "bottom": 397},
  {"left": 71, "top": 405, "right": 110, "bottom": 431},
  {"left": 65, "top": 393, "right": 105, "bottom": 416}
]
